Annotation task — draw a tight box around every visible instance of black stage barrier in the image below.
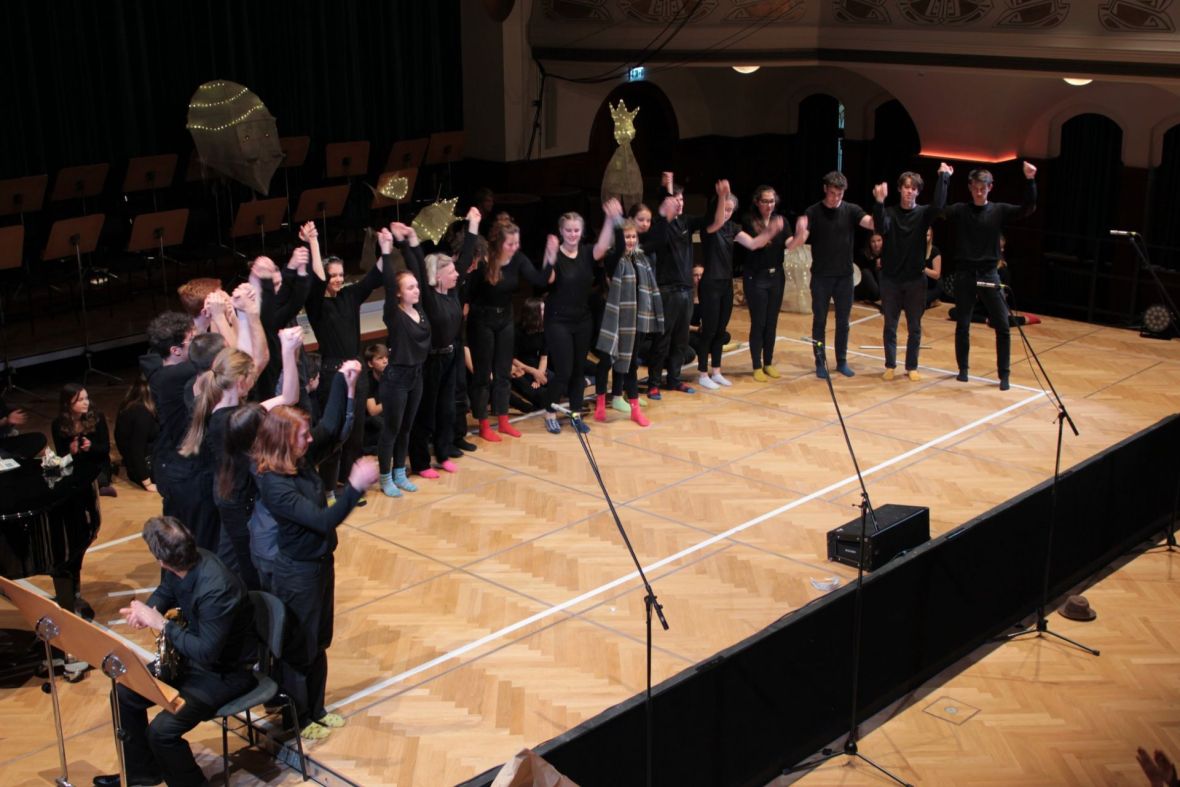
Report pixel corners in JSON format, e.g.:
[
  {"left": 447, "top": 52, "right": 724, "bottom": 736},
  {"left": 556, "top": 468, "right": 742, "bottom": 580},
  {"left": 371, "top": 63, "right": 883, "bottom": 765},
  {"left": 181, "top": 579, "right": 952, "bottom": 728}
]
[{"left": 459, "top": 414, "right": 1180, "bottom": 787}]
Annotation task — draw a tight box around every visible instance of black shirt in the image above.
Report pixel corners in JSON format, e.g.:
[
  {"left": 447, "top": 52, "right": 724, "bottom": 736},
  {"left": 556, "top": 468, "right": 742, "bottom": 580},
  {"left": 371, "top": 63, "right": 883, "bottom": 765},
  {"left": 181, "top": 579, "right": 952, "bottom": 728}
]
[
  {"left": 872, "top": 172, "right": 948, "bottom": 282},
  {"left": 546, "top": 245, "right": 596, "bottom": 323},
  {"left": 305, "top": 265, "right": 384, "bottom": 361},
  {"left": 256, "top": 463, "right": 361, "bottom": 561},
  {"left": 141, "top": 355, "right": 196, "bottom": 461},
  {"left": 740, "top": 215, "right": 790, "bottom": 276},
  {"left": 943, "top": 179, "right": 1037, "bottom": 269},
  {"left": 402, "top": 243, "right": 463, "bottom": 349},
  {"left": 804, "top": 201, "right": 868, "bottom": 277},
  {"left": 702, "top": 220, "right": 739, "bottom": 280},
  {"left": 465, "top": 244, "right": 549, "bottom": 309},
  {"left": 514, "top": 329, "right": 546, "bottom": 368},
  {"left": 646, "top": 208, "right": 707, "bottom": 289}
]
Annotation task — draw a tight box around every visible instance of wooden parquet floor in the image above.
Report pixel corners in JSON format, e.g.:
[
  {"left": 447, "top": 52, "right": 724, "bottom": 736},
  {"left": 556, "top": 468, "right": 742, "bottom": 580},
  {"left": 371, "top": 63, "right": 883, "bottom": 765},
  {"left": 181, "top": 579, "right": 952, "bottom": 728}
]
[{"left": 2, "top": 303, "right": 1178, "bottom": 786}]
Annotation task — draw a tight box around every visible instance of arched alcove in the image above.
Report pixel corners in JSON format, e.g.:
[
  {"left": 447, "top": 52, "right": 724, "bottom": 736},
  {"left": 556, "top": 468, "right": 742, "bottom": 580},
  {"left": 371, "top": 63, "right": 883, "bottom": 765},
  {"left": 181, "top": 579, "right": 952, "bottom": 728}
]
[
  {"left": 785, "top": 93, "right": 842, "bottom": 211},
  {"left": 1149, "top": 123, "right": 1180, "bottom": 270},
  {"left": 588, "top": 81, "right": 679, "bottom": 184},
  {"left": 1046, "top": 113, "right": 1124, "bottom": 256}
]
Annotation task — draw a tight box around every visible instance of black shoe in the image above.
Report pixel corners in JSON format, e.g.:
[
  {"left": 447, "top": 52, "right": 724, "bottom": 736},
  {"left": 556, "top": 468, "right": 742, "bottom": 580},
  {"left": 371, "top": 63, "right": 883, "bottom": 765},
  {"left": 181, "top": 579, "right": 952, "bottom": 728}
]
[
  {"left": 94, "top": 773, "right": 163, "bottom": 786},
  {"left": 454, "top": 437, "right": 478, "bottom": 452},
  {"left": 75, "top": 598, "right": 95, "bottom": 622},
  {"left": 447, "top": 446, "right": 463, "bottom": 459}
]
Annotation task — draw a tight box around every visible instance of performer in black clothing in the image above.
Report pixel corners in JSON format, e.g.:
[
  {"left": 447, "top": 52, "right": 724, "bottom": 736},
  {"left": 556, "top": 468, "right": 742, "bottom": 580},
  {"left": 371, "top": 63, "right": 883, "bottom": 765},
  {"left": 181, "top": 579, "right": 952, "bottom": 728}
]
[
  {"left": 0, "top": 395, "right": 45, "bottom": 459},
  {"left": 140, "top": 311, "right": 196, "bottom": 519},
  {"left": 695, "top": 180, "right": 741, "bottom": 390},
  {"left": 103, "top": 516, "right": 257, "bottom": 787},
  {"left": 790, "top": 171, "right": 876, "bottom": 378},
  {"left": 871, "top": 163, "right": 951, "bottom": 380},
  {"left": 253, "top": 406, "right": 378, "bottom": 741},
  {"left": 304, "top": 220, "right": 384, "bottom": 495},
  {"left": 397, "top": 222, "right": 465, "bottom": 476},
  {"left": 538, "top": 211, "right": 614, "bottom": 433},
  {"left": 943, "top": 161, "right": 1038, "bottom": 389},
  {"left": 734, "top": 183, "right": 794, "bottom": 381},
  {"left": 643, "top": 171, "right": 707, "bottom": 397},
  {"left": 252, "top": 250, "right": 312, "bottom": 403},
  {"left": 115, "top": 377, "right": 159, "bottom": 492},
  {"left": 459, "top": 213, "right": 549, "bottom": 441},
  {"left": 378, "top": 224, "right": 432, "bottom": 497}
]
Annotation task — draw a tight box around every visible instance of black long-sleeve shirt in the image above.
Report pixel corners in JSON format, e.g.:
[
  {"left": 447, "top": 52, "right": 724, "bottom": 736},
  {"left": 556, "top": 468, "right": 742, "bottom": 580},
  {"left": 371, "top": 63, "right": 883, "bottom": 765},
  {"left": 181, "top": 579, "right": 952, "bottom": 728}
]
[
  {"left": 258, "top": 268, "right": 312, "bottom": 397},
  {"left": 402, "top": 242, "right": 463, "bottom": 348},
  {"left": 646, "top": 207, "right": 707, "bottom": 289},
  {"left": 115, "top": 403, "right": 158, "bottom": 486},
  {"left": 141, "top": 354, "right": 196, "bottom": 463},
  {"left": 461, "top": 233, "right": 550, "bottom": 309},
  {"left": 146, "top": 548, "right": 257, "bottom": 675},
  {"left": 546, "top": 245, "right": 596, "bottom": 323},
  {"left": 942, "top": 179, "right": 1037, "bottom": 268},
  {"left": 382, "top": 247, "right": 432, "bottom": 365},
  {"left": 52, "top": 413, "right": 111, "bottom": 470},
  {"left": 741, "top": 215, "right": 790, "bottom": 275},
  {"left": 873, "top": 172, "right": 949, "bottom": 282},
  {"left": 305, "top": 264, "right": 384, "bottom": 361},
  {"left": 256, "top": 462, "right": 361, "bottom": 561}
]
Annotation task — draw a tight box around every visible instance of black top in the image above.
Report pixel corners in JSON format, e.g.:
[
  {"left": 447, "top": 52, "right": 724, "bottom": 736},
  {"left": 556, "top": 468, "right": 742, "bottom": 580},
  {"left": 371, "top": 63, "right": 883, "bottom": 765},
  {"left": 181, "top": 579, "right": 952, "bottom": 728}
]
[
  {"left": 741, "top": 215, "right": 790, "bottom": 275},
  {"left": 141, "top": 355, "right": 196, "bottom": 462},
  {"left": 462, "top": 234, "right": 549, "bottom": 309},
  {"left": 401, "top": 242, "right": 463, "bottom": 348},
  {"left": 383, "top": 243, "right": 433, "bottom": 365},
  {"left": 146, "top": 548, "right": 257, "bottom": 677},
  {"left": 52, "top": 413, "right": 111, "bottom": 467},
  {"left": 115, "top": 403, "right": 158, "bottom": 485},
  {"left": 546, "top": 245, "right": 596, "bottom": 323},
  {"left": 804, "top": 201, "right": 869, "bottom": 277},
  {"left": 514, "top": 329, "right": 546, "bottom": 368},
  {"left": 258, "top": 268, "right": 312, "bottom": 399},
  {"left": 305, "top": 264, "right": 384, "bottom": 361},
  {"left": 255, "top": 462, "right": 362, "bottom": 561},
  {"left": 646, "top": 204, "right": 707, "bottom": 289},
  {"left": 702, "top": 220, "right": 739, "bottom": 280},
  {"left": 872, "top": 172, "right": 949, "bottom": 282},
  {"left": 943, "top": 179, "right": 1037, "bottom": 269}
]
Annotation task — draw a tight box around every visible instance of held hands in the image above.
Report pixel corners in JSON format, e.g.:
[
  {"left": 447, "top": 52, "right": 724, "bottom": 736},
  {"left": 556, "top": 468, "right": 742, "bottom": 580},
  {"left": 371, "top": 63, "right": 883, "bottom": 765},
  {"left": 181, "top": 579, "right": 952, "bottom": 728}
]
[
  {"left": 767, "top": 215, "right": 786, "bottom": 236},
  {"left": 298, "top": 221, "right": 318, "bottom": 244},
  {"left": 340, "top": 360, "right": 362, "bottom": 390},
  {"left": 278, "top": 325, "right": 304, "bottom": 352},
  {"left": 661, "top": 171, "right": 674, "bottom": 191},
  {"left": 121, "top": 599, "right": 165, "bottom": 632},
  {"left": 231, "top": 282, "right": 260, "bottom": 315},
  {"left": 530, "top": 369, "right": 545, "bottom": 388},
  {"left": 389, "top": 222, "right": 411, "bottom": 243},
  {"left": 602, "top": 198, "right": 623, "bottom": 221},
  {"left": 288, "top": 246, "right": 310, "bottom": 271},
  {"left": 349, "top": 456, "right": 380, "bottom": 492},
  {"left": 377, "top": 227, "right": 394, "bottom": 255},
  {"left": 466, "top": 206, "right": 481, "bottom": 229},
  {"left": 1022, "top": 160, "right": 1037, "bottom": 179},
  {"left": 873, "top": 182, "right": 888, "bottom": 204},
  {"left": 715, "top": 179, "right": 730, "bottom": 197},
  {"left": 545, "top": 234, "right": 559, "bottom": 262},
  {"left": 938, "top": 161, "right": 954, "bottom": 177}
]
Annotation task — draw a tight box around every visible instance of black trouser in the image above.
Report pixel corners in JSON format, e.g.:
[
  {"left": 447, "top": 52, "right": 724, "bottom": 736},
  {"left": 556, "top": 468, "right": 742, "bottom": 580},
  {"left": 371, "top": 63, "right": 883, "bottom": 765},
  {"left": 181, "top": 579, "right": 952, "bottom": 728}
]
[
  {"left": 810, "top": 273, "right": 854, "bottom": 365},
  {"left": 452, "top": 334, "right": 471, "bottom": 441},
  {"left": 378, "top": 363, "right": 424, "bottom": 474},
  {"left": 855, "top": 264, "right": 880, "bottom": 302},
  {"left": 511, "top": 370, "right": 551, "bottom": 412},
  {"left": 216, "top": 502, "right": 261, "bottom": 591},
  {"left": 116, "top": 667, "right": 255, "bottom": 786},
  {"left": 409, "top": 346, "right": 458, "bottom": 472},
  {"left": 650, "top": 286, "right": 692, "bottom": 388},
  {"left": 317, "top": 356, "right": 367, "bottom": 491},
  {"left": 273, "top": 552, "right": 334, "bottom": 727},
  {"left": 925, "top": 276, "right": 942, "bottom": 308},
  {"left": 610, "top": 333, "right": 655, "bottom": 400},
  {"left": 697, "top": 278, "right": 733, "bottom": 371},
  {"left": 469, "top": 305, "right": 514, "bottom": 417},
  {"left": 545, "top": 317, "right": 591, "bottom": 412},
  {"left": 881, "top": 274, "right": 927, "bottom": 371},
  {"left": 954, "top": 265, "right": 1010, "bottom": 377},
  {"left": 745, "top": 270, "right": 785, "bottom": 370},
  {"left": 162, "top": 459, "right": 220, "bottom": 553}
]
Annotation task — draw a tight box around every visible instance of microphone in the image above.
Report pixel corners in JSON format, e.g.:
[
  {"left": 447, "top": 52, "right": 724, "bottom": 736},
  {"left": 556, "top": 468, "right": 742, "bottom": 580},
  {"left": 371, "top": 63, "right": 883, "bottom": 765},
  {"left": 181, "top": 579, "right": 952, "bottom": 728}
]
[
  {"left": 975, "top": 281, "right": 1008, "bottom": 290},
  {"left": 1109, "top": 229, "right": 1139, "bottom": 237},
  {"left": 550, "top": 402, "right": 581, "bottom": 419}
]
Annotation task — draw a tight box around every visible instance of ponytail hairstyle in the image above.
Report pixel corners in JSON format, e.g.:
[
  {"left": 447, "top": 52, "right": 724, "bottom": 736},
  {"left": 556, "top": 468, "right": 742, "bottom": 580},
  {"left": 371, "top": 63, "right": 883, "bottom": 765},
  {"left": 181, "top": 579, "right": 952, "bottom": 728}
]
[
  {"left": 486, "top": 222, "right": 520, "bottom": 286},
  {"left": 179, "top": 348, "right": 254, "bottom": 457},
  {"left": 216, "top": 403, "right": 266, "bottom": 500},
  {"left": 251, "top": 405, "right": 310, "bottom": 476}
]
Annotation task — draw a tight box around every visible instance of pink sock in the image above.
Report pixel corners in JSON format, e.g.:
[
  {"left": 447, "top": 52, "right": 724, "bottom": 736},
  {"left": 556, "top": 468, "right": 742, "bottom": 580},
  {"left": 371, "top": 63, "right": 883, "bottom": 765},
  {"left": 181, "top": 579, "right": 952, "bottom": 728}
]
[
  {"left": 418, "top": 468, "right": 440, "bottom": 479},
  {"left": 440, "top": 459, "right": 458, "bottom": 473}
]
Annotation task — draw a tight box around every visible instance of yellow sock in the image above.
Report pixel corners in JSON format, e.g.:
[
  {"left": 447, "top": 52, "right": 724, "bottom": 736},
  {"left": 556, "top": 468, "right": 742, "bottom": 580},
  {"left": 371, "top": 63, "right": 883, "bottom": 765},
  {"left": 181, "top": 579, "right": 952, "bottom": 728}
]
[
  {"left": 883, "top": 368, "right": 895, "bottom": 381},
  {"left": 764, "top": 364, "right": 780, "bottom": 379},
  {"left": 753, "top": 368, "right": 768, "bottom": 383}
]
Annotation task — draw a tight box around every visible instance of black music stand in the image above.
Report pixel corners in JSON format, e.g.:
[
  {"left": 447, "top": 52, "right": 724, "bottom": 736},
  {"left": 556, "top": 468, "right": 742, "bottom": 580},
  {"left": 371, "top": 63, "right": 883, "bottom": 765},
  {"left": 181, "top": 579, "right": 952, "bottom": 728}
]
[
  {"left": 123, "top": 154, "right": 178, "bottom": 212},
  {"left": 384, "top": 138, "right": 428, "bottom": 173},
  {"left": 50, "top": 164, "right": 109, "bottom": 216},
  {"left": 128, "top": 208, "right": 189, "bottom": 304},
  {"left": 370, "top": 168, "right": 419, "bottom": 221},
  {"left": 293, "top": 184, "right": 349, "bottom": 253},
  {"left": 0, "top": 225, "right": 38, "bottom": 399},
  {"left": 278, "top": 136, "right": 311, "bottom": 226},
  {"left": 325, "top": 141, "right": 370, "bottom": 180},
  {"left": 426, "top": 131, "right": 465, "bottom": 195},
  {"left": 230, "top": 198, "right": 286, "bottom": 257},
  {"left": 0, "top": 174, "right": 48, "bottom": 226},
  {"left": 42, "top": 214, "right": 119, "bottom": 384}
]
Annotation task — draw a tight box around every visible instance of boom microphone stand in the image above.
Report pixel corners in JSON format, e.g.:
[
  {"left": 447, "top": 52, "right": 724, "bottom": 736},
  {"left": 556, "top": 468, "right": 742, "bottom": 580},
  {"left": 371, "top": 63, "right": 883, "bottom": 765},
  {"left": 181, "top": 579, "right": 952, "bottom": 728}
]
[
  {"left": 552, "top": 403, "right": 669, "bottom": 787},
  {"left": 784, "top": 340, "right": 911, "bottom": 786},
  {"left": 997, "top": 282, "right": 1096, "bottom": 655}
]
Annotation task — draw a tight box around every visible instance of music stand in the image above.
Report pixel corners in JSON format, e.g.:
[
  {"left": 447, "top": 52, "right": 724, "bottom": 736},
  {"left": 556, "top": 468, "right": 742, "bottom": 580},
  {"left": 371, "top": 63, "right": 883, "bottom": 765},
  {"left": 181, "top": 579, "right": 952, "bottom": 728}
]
[
  {"left": 42, "top": 214, "right": 119, "bottom": 384},
  {"left": 293, "top": 184, "right": 349, "bottom": 252},
  {"left": 426, "top": 131, "right": 465, "bottom": 194},
  {"left": 1, "top": 577, "right": 181, "bottom": 787},
  {"left": 128, "top": 208, "right": 189, "bottom": 304},
  {"left": 229, "top": 197, "right": 286, "bottom": 256},
  {"left": 384, "top": 138, "right": 429, "bottom": 172},
  {"left": 0, "top": 224, "right": 38, "bottom": 399},
  {"left": 50, "top": 164, "right": 109, "bottom": 215},
  {"left": 123, "top": 154, "right": 178, "bottom": 212},
  {"left": 278, "top": 136, "right": 311, "bottom": 224},
  {"left": 0, "top": 174, "right": 48, "bottom": 225},
  {"left": 325, "top": 141, "right": 370, "bottom": 179},
  {"left": 370, "top": 168, "right": 419, "bottom": 221}
]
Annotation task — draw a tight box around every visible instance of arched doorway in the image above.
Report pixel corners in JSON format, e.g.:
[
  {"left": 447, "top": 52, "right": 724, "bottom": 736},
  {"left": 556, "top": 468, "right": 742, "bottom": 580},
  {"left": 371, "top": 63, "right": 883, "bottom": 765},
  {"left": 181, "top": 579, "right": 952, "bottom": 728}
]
[
  {"left": 1047, "top": 113, "right": 1123, "bottom": 256},
  {"left": 588, "top": 80, "right": 679, "bottom": 201}
]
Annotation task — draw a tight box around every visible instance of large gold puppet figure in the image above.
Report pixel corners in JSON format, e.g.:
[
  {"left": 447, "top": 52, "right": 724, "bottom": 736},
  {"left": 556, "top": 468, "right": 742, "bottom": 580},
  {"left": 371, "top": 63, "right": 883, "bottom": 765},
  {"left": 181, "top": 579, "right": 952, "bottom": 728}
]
[{"left": 601, "top": 99, "right": 643, "bottom": 211}]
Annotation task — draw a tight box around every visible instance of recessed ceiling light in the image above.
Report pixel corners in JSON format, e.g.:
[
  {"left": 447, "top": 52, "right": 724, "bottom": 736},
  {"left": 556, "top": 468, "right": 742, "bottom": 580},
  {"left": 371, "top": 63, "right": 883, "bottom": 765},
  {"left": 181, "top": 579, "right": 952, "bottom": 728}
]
[
  {"left": 1063, "top": 77, "right": 1093, "bottom": 86},
  {"left": 732, "top": 66, "right": 760, "bottom": 74}
]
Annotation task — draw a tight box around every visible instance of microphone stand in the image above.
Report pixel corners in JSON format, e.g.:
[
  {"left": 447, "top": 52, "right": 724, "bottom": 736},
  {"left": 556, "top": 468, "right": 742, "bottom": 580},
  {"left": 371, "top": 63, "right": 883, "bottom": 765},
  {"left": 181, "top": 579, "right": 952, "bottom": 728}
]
[
  {"left": 998, "top": 284, "right": 1097, "bottom": 655},
  {"left": 784, "top": 341, "right": 911, "bottom": 786},
  {"left": 553, "top": 404, "right": 669, "bottom": 787}
]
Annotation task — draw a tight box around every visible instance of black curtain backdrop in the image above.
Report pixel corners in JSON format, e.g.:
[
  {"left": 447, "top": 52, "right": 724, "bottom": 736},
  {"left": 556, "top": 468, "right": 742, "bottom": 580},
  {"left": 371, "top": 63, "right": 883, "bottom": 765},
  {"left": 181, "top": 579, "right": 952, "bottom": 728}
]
[
  {"left": 1149, "top": 123, "right": 1180, "bottom": 271},
  {"left": 1046, "top": 113, "right": 1123, "bottom": 257},
  {"left": 784, "top": 93, "right": 840, "bottom": 214},
  {"left": 868, "top": 99, "right": 921, "bottom": 191},
  {"left": 1, "top": 0, "right": 462, "bottom": 179}
]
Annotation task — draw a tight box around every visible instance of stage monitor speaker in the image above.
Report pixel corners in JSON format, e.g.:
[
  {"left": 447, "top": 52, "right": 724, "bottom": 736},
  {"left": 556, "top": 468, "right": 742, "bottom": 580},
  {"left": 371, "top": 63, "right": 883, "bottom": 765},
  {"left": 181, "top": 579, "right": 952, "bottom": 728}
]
[{"left": 827, "top": 504, "right": 930, "bottom": 571}]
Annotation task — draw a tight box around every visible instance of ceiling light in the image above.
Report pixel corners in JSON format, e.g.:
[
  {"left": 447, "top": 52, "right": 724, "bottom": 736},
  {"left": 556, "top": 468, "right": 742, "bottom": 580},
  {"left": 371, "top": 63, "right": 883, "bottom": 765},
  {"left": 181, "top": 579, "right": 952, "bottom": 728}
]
[
  {"left": 1063, "top": 77, "right": 1093, "bottom": 86},
  {"left": 732, "top": 66, "right": 760, "bottom": 75}
]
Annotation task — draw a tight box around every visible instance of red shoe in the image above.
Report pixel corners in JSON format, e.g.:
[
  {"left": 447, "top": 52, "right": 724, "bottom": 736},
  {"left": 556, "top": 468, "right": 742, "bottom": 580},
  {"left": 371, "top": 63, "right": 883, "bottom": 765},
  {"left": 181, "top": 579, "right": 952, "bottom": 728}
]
[
  {"left": 497, "top": 415, "right": 522, "bottom": 438},
  {"left": 1024, "top": 313, "right": 1042, "bottom": 325},
  {"left": 478, "top": 419, "right": 501, "bottom": 442},
  {"left": 629, "top": 399, "right": 650, "bottom": 428}
]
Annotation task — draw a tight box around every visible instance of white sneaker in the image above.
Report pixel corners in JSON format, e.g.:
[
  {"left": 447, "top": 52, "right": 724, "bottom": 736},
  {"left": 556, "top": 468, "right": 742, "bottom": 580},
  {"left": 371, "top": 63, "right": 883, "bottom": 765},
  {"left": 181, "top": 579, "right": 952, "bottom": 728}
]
[
  {"left": 698, "top": 374, "right": 720, "bottom": 390},
  {"left": 710, "top": 372, "right": 732, "bottom": 387}
]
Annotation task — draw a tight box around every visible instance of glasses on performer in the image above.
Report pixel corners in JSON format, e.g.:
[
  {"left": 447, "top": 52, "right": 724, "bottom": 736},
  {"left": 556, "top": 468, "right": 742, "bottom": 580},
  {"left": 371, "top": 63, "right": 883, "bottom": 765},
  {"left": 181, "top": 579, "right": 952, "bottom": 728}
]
[{"left": 757, "top": 198, "right": 775, "bottom": 205}]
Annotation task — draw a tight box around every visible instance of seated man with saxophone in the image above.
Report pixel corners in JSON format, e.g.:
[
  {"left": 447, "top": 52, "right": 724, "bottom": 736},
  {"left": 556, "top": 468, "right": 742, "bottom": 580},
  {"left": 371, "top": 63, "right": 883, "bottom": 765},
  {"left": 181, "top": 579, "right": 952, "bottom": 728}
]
[{"left": 100, "top": 516, "right": 258, "bottom": 787}]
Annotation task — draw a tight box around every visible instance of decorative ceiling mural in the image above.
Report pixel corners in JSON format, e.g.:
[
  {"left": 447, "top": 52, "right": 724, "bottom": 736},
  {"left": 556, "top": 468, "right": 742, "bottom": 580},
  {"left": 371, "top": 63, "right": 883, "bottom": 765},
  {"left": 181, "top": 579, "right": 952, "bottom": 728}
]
[
  {"left": 898, "top": 0, "right": 992, "bottom": 25},
  {"left": 725, "top": 0, "right": 807, "bottom": 21},
  {"left": 995, "top": 0, "right": 1071, "bottom": 29},
  {"left": 1099, "top": 0, "right": 1174, "bottom": 31},
  {"left": 543, "top": 0, "right": 613, "bottom": 20},
  {"left": 619, "top": 0, "right": 719, "bottom": 23},
  {"left": 834, "top": 0, "right": 890, "bottom": 23}
]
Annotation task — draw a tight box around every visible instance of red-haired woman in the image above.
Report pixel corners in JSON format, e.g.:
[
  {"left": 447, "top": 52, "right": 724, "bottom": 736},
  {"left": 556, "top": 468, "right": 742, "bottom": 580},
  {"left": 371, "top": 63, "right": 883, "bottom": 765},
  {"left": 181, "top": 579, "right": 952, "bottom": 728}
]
[{"left": 252, "top": 405, "right": 378, "bottom": 741}]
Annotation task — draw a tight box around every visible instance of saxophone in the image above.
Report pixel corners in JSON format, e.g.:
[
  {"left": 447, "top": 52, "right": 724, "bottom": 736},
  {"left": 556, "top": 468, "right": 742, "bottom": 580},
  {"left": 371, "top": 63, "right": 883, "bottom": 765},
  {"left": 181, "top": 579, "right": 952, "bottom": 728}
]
[{"left": 149, "top": 608, "right": 186, "bottom": 683}]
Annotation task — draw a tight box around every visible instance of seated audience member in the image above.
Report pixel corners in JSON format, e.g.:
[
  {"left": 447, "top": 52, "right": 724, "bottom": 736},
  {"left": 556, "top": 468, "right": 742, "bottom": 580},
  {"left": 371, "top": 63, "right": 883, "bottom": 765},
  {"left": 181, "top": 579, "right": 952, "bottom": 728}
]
[
  {"left": 104, "top": 516, "right": 257, "bottom": 787},
  {"left": 510, "top": 297, "right": 551, "bottom": 420},
  {"left": 115, "top": 375, "right": 159, "bottom": 492}
]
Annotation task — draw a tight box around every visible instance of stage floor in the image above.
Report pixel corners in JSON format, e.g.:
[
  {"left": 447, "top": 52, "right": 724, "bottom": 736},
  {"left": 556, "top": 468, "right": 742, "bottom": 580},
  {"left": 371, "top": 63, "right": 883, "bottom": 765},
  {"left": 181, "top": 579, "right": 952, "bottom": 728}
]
[{"left": 3, "top": 302, "right": 1179, "bottom": 786}]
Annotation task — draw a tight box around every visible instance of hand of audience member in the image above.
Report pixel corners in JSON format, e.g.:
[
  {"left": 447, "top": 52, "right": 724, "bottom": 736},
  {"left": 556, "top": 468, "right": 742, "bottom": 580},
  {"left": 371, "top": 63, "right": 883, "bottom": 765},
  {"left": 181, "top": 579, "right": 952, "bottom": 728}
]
[
  {"left": 1022, "top": 160, "right": 1037, "bottom": 179},
  {"left": 873, "top": 182, "right": 888, "bottom": 204},
  {"left": 377, "top": 227, "right": 394, "bottom": 255},
  {"left": 250, "top": 255, "right": 277, "bottom": 281},
  {"left": 938, "top": 161, "right": 954, "bottom": 177},
  {"left": 79, "top": 437, "right": 91, "bottom": 453},
  {"left": 298, "top": 221, "right": 318, "bottom": 243},
  {"left": 288, "top": 247, "right": 310, "bottom": 272},
  {"left": 348, "top": 456, "right": 380, "bottom": 492},
  {"left": 231, "top": 282, "right": 260, "bottom": 315},
  {"left": 1137, "top": 748, "right": 1178, "bottom": 787},
  {"left": 278, "top": 325, "right": 304, "bottom": 352}
]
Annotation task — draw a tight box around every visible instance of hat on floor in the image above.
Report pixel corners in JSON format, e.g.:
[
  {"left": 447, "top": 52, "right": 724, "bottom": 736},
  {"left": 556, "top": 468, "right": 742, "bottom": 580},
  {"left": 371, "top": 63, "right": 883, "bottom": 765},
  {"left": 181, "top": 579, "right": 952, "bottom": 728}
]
[{"left": 1058, "top": 595, "right": 1097, "bottom": 622}]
